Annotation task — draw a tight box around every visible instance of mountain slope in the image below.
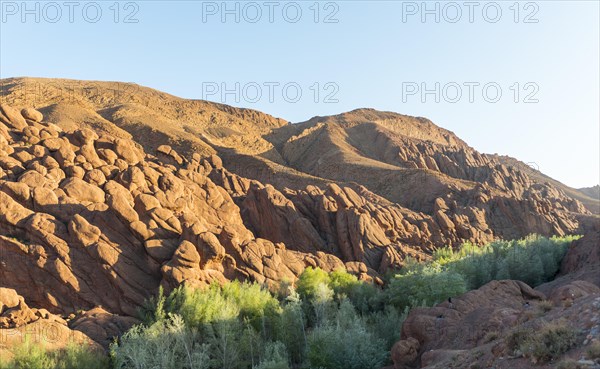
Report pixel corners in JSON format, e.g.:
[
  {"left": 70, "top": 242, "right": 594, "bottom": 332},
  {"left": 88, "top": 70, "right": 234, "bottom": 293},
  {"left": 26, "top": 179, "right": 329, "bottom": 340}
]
[
  {"left": 493, "top": 154, "right": 600, "bottom": 214},
  {"left": 1, "top": 78, "right": 594, "bottom": 258},
  {"left": 579, "top": 184, "right": 600, "bottom": 201}
]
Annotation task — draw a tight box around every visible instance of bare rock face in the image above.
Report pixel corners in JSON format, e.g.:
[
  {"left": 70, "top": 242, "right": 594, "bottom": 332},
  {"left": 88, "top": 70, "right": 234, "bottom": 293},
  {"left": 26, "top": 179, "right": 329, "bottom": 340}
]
[
  {"left": 0, "top": 288, "right": 102, "bottom": 360},
  {"left": 0, "top": 104, "right": 334, "bottom": 322},
  {"left": 0, "top": 81, "right": 591, "bottom": 272},
  {"left": 561, "top": 230, "right": 600, "bottom": 277},
  {"left": 393, "top": 280, "right": 545, "bottom": 368},
  {"left": 391, "top": 337, "right": 420, "bottom": 369},
  {"left": 209, "top": 159, "right": 587, "bottom": 277},
  {"left": 241, "top": 182, "right": 325, "bottom": 254},
  {"left": 69, "top": 307, "right": 139, "bottom": 349},
  {"left": 211, "top": 169, "right": 468, "bottom": 273},
  {"left": 0, "top": 288, "right": 39, "bottom": 328}
]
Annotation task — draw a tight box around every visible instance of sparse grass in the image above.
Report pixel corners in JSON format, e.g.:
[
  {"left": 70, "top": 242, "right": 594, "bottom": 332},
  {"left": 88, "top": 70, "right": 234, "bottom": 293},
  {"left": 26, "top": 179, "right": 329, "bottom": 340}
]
[
  {"left": 472, "top": 350, "right": 484, "bottom": 359},
  {"left": 2, "top": 339, "right": 108, "bottom": 369},
  {"left": 587, "top": 341, "right": 600, "bottom": 359},
  {"left": 520, "top": 320, "right": 578, "bottom": 363},
  {"left": 506, "top": 327, "right": 532, "bottom": 354},
  {"left": 483, "top": 331, "right": 499, "bottom": 343},
  {"left": 556, "top": 359, "right": 583, "bottom": 369},
  {"left": 538, "top": 300, "right": 554, "bottom": 313}
]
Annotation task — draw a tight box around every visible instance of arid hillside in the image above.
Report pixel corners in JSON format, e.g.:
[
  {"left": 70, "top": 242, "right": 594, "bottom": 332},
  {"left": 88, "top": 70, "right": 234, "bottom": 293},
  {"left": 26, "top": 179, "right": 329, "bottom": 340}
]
[{"left": 579, "top": 185, "right": 600, "bottom": 203}]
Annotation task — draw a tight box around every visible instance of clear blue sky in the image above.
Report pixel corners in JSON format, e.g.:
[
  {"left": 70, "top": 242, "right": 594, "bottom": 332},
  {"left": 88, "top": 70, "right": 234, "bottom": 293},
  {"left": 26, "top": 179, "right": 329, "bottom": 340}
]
[{"left": 1, "top": 1, "right": 598, "bottom": 188}]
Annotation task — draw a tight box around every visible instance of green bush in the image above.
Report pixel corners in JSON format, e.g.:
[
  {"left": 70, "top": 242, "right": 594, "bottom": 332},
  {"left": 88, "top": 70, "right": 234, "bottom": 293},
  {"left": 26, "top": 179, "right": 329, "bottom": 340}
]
[
  {"left": 387, "top": 264, "right": 467, "bottom": 308},
  {"left": 363, "top": 305, "right": 408, "bottom": 349},
  {"left": 56, "top": 343, "right": 110, "bottom": 369},
  {"left": 273, "top": 293, "right": 306, "bottom": 365},
  {"left": 505, "top": 326, "right": 533, "bottom": 353},
  {"left": 3, "top": 339, "right": 109, "bottom": 369},
  {"left": 426, "top": 235, "right": 574, "bottom": 291},
  {"left": 346, "top": 281, "right": 384, "bottom": 315},
  {"left": 587, "top": 341, "right": 600, "bottom": 359},
  {"left": 520, "top": 320, "right": 578, "bottom": 363},
  {"left": 221, "top": 281, "right": 281, "bottom": 322},
  {"left": 204, "top": 319, "right": 259, "bottom": 369},
  {"left": 111, "top": 314, "right": 210, "bottom": 369},
  {"left": 177, "top": 286, "right": 241, "bottom": 327},
  {"left": 307, "top": 301, "right": 386, "bottom": 369},
  {"left": 254, "top": 341, "right": 290, "bottom": 369},
  {"left": 556, "top": 359, "right": 584, "bottom": 369},
  {"left": 505, "top": 320, "right": 578, "bottom": 363},
  {"left": 296, "top": 267, "right": 331, "bottom": 299},
  {"left": 5, "top": 339, "right": 55, "bottom": 369},
  {"left": 328, "top": 269, "right": 360, "bottom": 296}
]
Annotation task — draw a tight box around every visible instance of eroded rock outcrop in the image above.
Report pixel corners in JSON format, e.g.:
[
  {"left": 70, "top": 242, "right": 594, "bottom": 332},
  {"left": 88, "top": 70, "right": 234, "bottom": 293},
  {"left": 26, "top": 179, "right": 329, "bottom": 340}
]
[
  {"left": 0, "top": 105, "right": 338, "bottom": 320},
  {"left": 0, "top": 288, "right": 102, "bottom": 360}
]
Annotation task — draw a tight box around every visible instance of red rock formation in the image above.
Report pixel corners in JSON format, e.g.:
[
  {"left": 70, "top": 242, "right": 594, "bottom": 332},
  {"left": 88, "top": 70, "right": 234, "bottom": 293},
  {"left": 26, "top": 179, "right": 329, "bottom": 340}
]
[{"left": 0, "top": 105, "right": 339, "bottom": 320}]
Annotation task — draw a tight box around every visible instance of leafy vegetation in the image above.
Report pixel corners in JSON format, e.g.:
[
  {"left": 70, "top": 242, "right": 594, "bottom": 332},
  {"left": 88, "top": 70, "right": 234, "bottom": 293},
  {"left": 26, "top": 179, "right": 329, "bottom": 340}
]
[
  {"left": 116, "top": 272, "right": 398, "bottom": 369},
  {"left": 587, "top": 341, "right": 600, "bottom": 360},
  {"left": 506, "top": 319, "right": 579, "bottom": 364},
  {"left": 1, "top": 339, "right": 109, "bottom": 369},
  {"left": 2, "top": 234, "right": 576, "bottom": 369},
  {"left": 386, "top": 234, "right": 577, "bottom": 309},
  {"left": 431, "top": 235, "right": 577, "bottom": 290}
]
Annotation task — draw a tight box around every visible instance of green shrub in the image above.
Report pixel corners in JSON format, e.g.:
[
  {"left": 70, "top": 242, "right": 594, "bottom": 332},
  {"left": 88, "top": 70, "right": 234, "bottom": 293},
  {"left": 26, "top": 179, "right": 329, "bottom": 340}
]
[
  {"left": 387, "top": 264, "right": 467, "bottom": 309},
  {"left": 111, "top": 314, "right": 210, "bottom": 369},
  {"left": 178, "top": 286, "right": 240, "bottom": 327},
  {"left": 346, "top": 281, "right": 384, "bottom": 314},
  {"left": 296, "top": 267, "right": 331, "bottom": 299},
  {"left": 506, "top": 326, "right": 533, "bottom": 354},
  {"left": 363, "top": 305, "right": 408, "bottom": 349},
  {"left": 556, "top": 359, "right": 584, "bottom": 369},
  {"left": 587, "top": 341, "right": 600, "bottom": 359},
  {"left": 311, "top": 282, "right": 335, "bottom": 326},
  {"left": 483, "top": 331, "right": 499, "bottom": 343},
  {"left": 519, "top": 320, "right": 578, "bottom": 363},
  {"left": 55, "top": 343, "right": 109, "bottom": 369},
  {"left": 537, "top": 300, "right": 554, "bottom": 313},
  {"left": 296, "top": 267, "right": 385, "bottom": 315},
  {"left": 273, "top": 293, "right": 306, "bottom": 365},
  {"left": 416, "top": 235, "right": 576, "bottom": 294},
  {"left": 307, "top": 301, "right": 386, "bottom": 369},
  {"left": 328, "top": 269, "right": 360, "bottom": 296},
  {"left": 204, "top": 319, "right": 258, "bottom": 369},
  {"left": 221, "top": 281, "right": 281, "bottom": 322},
  {"left": 4, "top": 339, "right": 55, "bottom": 369},
  {"left": 3, "top": 339, "right": 109, "bottom": 369},
  {"left": 254, "top": 341, "right": 289, "bottom": 369}
]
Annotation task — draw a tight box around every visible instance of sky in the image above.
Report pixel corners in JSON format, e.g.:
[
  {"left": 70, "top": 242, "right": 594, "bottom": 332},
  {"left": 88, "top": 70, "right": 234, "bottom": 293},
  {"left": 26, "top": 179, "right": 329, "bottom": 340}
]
[{"left": 1, "top": 0, "right": 598, "bottom": 188}]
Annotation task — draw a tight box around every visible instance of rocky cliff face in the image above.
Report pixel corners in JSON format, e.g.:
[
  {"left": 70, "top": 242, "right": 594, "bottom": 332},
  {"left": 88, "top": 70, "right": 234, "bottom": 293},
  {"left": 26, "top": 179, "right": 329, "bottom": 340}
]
[{"left": 0, "top": 104, "right": 351, "bottom": 320}]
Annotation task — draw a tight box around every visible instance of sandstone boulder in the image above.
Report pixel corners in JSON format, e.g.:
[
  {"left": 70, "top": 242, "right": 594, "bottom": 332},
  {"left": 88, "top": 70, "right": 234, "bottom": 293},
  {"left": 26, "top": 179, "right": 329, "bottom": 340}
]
[
  {"left": 61, "top": 177, "right": 105, "bottom": 203},
  {"left": 21, "top": 108, "right": 43, "bottom": 122},
  {"left": 0, "top": 104, "right": 27, "bottom": 131}
]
